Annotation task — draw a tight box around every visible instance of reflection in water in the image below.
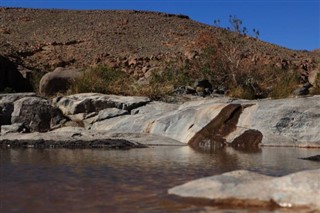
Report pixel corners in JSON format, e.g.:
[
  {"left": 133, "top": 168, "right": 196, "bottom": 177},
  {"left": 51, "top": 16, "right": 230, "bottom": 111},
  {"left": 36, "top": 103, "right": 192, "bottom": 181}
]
[{"left": 1, "top": 146, "right": 319, "bottom": 213}]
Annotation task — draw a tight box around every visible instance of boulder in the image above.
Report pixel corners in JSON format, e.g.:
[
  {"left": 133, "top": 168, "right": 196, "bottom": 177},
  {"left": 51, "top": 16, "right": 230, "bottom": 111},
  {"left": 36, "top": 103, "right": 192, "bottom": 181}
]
[
  {"left": 0, "top": 55, "right": 32, "bottom": 92},
  {"left": 39, "top": 67, "right": 83, "bottom": 96},
  {"left": 52, "top": 93, "right": 150, "bottom": 115},
  {"left": 11, "top": 97, "right": 66, "bottom": 132},
  {"left": 169, "top": 169, "right": 320, "bottom": 210}
]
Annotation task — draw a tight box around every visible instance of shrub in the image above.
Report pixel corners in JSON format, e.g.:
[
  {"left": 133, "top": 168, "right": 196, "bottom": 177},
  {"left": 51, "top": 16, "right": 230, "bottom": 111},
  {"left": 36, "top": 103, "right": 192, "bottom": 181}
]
[
  {"left": 269, "top": 70, "right": 300, "bottom": 99},
  {"left": 70, "top": 66, "right": 134, "bottom": 95},
  {"left": 310, "top": 73, "right": 320, "bottom": 95}
]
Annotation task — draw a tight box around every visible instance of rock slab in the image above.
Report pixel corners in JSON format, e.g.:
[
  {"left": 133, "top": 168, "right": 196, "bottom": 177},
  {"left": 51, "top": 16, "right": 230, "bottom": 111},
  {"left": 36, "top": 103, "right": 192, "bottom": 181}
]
[{"left": 169, "top": 169, "right": 320, "bottom": 210}]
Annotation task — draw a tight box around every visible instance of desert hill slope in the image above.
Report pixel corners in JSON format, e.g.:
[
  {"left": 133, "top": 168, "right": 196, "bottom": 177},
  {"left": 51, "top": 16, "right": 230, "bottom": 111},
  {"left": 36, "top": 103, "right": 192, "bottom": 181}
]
[{"left": 0, "top": 7, "right": 319, "bottom": 97}]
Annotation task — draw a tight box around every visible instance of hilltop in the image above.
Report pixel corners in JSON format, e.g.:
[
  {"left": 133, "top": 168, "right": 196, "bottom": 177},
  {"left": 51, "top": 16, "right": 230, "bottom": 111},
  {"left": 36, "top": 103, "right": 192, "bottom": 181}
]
[{"left": 0, "top": 7, "right": 319, "bottom": 98}]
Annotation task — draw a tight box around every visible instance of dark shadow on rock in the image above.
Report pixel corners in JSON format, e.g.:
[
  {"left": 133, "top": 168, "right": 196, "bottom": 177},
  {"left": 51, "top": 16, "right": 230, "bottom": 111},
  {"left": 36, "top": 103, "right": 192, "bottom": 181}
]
[
  {"left": 0, "top": 55, "right": 32, "bottom": 92},
  {"left": 299, "top": 155, "right": 320, "bottom": 162}
]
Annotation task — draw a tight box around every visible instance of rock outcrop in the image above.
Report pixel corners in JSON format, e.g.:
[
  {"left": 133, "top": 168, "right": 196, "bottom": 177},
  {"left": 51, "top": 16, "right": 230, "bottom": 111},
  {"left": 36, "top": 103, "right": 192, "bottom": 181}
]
[
  {"left": 1, "top": 93, "right": 320, "bottom": 148},
  {"left": 0, "top": 93, "right": 66, "bottom": 133},
  {"left": 10, "top": 96, "right": 66, "bottom": 132},
  {"left": 168, "top": 169, "right": 320, "bottom": 210}
]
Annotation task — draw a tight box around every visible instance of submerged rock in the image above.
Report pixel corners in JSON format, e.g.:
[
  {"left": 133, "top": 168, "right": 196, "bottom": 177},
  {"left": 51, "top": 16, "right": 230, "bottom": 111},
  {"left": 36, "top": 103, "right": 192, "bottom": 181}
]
[{"left": 169, "top": 169, "right": 320, "bottom": 210}]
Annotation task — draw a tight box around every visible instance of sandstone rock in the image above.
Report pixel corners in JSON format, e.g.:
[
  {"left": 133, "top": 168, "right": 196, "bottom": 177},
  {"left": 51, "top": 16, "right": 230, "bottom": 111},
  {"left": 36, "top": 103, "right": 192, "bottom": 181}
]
[
  {"left": 39, "top": 67, "right": 83, "bottom": 96},
  {"left": 169, "top": 169, "right": 320, "bottom": 210},
  {"left": 52, "top": 93, "right": 150, "bottom": 115},
  {"left": 11, "top": 97, "right": 66, "bottom": 132},
  {"left": 0, "top": 55, "right": 32, "bottom": 92}
]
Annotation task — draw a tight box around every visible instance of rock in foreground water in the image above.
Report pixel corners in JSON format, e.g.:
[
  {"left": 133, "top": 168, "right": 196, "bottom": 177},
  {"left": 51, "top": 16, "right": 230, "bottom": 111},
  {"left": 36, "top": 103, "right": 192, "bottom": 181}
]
[{"left": 168, "top": 169, "right": 320, "bottom": 210}]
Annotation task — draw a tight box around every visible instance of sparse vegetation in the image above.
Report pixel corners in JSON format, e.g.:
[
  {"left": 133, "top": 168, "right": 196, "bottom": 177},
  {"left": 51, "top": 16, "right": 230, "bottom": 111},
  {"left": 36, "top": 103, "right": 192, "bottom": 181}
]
[
  {"left": 70, "top": 65, "right": 192, "bottom": 100},
  {"left": 310, "top": 73, "right": 320, "bottom": 95},
  {"left": 70, "top": 66, "right": 134, "bottom": 95}
]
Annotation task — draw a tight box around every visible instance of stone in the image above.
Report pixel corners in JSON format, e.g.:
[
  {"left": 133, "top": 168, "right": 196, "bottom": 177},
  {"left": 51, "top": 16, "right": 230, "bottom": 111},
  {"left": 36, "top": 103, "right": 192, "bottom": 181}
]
[
  {"left": 39, "top": 67, "right": 83, "bottom": 96},
  {"left": 96, "top": 108, "right": 129, "bottom": 122},
  {"left": 194, "top": 79, "right": 213, "bottom": 94},
  {"left": 0, "top": 55, "right": 32, "bottom": 92},
  {"left": 0, "top": 123, "right": 29, "bottom": 135},
  {"left": 292, "top": 82, "right": 312, "bottom": 96},
  {"left": 169, "top": 169, "right": 320, "bottom": 210},
  {"left": 11, "top": 97, "right": 66, "bottom": 132},
  {"left": 52, "top": 93, "right": 150, "bottom": 115}
]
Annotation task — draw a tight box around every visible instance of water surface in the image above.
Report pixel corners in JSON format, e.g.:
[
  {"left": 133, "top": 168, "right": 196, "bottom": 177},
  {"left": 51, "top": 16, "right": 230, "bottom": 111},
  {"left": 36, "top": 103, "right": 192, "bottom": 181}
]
[{"left": 1, "top": 146, "right": 319, "bottom": 212}]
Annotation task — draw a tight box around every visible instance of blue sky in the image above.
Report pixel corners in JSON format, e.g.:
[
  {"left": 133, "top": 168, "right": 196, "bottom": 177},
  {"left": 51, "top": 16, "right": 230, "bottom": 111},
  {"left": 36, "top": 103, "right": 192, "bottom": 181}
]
[{"left": 1, "top": 0, "right": 319, "bottom": 51}]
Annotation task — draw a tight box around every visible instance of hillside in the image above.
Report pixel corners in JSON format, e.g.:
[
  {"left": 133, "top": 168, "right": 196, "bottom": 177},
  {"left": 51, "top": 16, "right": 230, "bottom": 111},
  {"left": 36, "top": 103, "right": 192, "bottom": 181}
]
[{"left": 0, "top": 7, "right": 319, "bottom": 98}]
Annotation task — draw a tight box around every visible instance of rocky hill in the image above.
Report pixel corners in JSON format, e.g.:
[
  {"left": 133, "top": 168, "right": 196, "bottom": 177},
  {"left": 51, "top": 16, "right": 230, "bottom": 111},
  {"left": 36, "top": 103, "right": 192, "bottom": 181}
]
[{"left": 0, "top": 7, "right": 319, "bottom": 97}]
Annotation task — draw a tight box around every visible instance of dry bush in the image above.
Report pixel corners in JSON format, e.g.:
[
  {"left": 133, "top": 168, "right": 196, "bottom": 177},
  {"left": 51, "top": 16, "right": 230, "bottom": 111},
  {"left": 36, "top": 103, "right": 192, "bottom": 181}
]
[
  {"left": 192, "top": 29, "right": 304, "bottom": 99},
  {"left": 70, "top": 66, "right": 134, "bottom": 95},
  {"left": 70, "top": 65, "right": 192, "bottom": 100}
]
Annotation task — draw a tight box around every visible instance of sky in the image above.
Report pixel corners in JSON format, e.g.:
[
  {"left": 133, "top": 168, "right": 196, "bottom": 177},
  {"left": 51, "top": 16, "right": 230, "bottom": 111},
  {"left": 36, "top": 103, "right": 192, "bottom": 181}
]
[{"left": 1, "top": 0, "right": 319, "bottom": 51}]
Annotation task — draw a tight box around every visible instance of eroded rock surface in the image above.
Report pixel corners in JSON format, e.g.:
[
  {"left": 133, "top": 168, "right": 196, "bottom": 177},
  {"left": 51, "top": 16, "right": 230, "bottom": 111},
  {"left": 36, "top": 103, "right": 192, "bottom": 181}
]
[
  {"left": 1, "top": 93, "right": 320, "bottom": 148},
  {"left": 168, "top": 169, "right": 320, "bottom": 210}
]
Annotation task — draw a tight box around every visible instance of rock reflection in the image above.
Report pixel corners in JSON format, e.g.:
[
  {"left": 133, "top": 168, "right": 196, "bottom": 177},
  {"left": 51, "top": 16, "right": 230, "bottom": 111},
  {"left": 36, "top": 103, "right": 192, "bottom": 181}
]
[{"left": 1, "top": 146, "right": 319, "bottom": 213}]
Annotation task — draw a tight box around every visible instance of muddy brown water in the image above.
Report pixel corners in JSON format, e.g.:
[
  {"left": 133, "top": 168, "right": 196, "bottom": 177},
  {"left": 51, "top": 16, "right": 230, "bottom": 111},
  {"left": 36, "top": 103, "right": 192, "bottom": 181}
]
[{"left": 1, "top": 146, "right": 319, "bottom": 213}]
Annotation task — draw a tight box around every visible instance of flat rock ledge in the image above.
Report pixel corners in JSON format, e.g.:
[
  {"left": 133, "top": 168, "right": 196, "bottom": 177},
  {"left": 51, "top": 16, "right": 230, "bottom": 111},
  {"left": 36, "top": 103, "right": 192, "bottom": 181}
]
[
  {"left": 0, "top": 129, "right": 185, "bottom": 149},
  {"left": 168, "top": 169, "right": 320, "bottom": 211}
]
